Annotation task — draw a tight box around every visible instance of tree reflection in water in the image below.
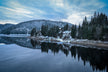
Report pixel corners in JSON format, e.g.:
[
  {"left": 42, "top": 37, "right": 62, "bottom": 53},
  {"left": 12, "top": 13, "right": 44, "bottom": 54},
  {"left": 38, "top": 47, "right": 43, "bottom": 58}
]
[
  {"left": 30, "top": 39, "right": 41, "bottom": 48},
  {"left": 31, "top": 39, "right": 108, "bottom": 72}
]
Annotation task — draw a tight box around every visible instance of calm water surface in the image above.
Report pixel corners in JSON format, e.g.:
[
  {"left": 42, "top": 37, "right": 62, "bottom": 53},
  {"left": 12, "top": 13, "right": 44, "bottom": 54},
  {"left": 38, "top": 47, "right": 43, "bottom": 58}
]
[{"left": 0, "top": 37, "right": 108, "bottom": 72}]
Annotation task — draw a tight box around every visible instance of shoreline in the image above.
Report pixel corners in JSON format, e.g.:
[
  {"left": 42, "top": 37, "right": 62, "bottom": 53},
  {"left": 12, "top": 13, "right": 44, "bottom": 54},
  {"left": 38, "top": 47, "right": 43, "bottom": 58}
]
[
  {"left": 30, "top": 36, "right": 108, "bottom": 48},
  {"left": 70, "top": 41, "right": 108, "bottom": 48},
  {"left": 1, "top": 35, "right": 107, "bottom": 48}
]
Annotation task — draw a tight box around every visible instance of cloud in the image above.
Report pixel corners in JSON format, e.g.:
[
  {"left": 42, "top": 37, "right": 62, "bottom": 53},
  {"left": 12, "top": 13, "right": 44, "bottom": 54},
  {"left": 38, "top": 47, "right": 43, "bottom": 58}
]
[
  {"left": 6, "top": 8, "right": 33, "bottom": 15},
  {"left": 50, "top": 0, "right": 64, "bottom": 7},
  {"left": 0, "top": 0, "right": 47, "bottom": 24},
  {"left": 62, "top": 12, "right": 91, "bottom": 25},
  {"left": 0, "top": 20, "right": 17, "bottom": 24},
  {"left": 46, "top": 0, "right": 105, "bottom": 25},
  {"left": 0, "top": 0, "right": 106, "bottom": 25},
  {"left": 0, "top": 6, "right": 33, "bottom": 18},
  {"left": 58, "top": 0, "right": 105, "bottom": 25}
]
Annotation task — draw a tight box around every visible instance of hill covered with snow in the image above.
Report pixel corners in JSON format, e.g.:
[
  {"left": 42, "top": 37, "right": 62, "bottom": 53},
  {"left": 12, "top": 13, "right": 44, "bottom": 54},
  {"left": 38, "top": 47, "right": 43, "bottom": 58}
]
[
  {"left": 0, "top": 20, "right": 73, "bottom": 34},
  {"left": 0, "top": 23, "right": 14, "bottom": 32}
]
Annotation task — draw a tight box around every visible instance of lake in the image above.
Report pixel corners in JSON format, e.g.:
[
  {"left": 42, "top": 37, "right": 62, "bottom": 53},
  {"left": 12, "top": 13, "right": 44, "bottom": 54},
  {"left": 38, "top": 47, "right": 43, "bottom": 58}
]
[{"left": 0, "top": 37, "right": 108, "bottom": 72}]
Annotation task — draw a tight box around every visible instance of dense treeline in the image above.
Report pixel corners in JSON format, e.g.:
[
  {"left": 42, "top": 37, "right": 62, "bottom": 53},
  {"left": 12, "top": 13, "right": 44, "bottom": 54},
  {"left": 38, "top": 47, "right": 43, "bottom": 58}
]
[
  {"left": 40, "top": 24, "right": 70, "bottom": 37},
  {"left": 31, "top": 12, "right": 108, "bottom": 41},
  {"left": 31, "top": 24, "right": 70, "bottom": 37},
  {"left": 77, "top": 12, "right": 108, "bottom": 41},
  {"left": 41, "top": 25, "right": 60, "bottom": 37}
]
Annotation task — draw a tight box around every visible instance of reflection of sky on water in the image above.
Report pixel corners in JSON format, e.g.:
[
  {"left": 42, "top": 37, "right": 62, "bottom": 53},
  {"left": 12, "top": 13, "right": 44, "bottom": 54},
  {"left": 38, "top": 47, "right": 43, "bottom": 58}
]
[{"left": 0, "top": 37, "right": 107, "bottom": 72}]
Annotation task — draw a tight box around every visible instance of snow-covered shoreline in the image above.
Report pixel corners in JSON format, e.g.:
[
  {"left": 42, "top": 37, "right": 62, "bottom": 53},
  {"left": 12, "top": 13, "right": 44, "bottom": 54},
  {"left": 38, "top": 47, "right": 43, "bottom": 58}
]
[
  {"left": 0, "top": 34, "right": 108, "bottom": 48},
  {"left": 30, "top": 36, "right": 108, "bottom": 48}
]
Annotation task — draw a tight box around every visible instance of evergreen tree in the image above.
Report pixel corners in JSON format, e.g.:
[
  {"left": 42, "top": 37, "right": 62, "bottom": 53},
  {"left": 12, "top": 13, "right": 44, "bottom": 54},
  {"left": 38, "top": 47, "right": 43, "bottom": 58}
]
[
  {"left": 81, "top": 16, "right": 89, "bottom": 39},
  {"left": 71, "top": 25, "right": 77, "bottom": 38},
  {"left": 48, "top": 26, "right": 59, "bottom": 37},
  {"left": 77, "top": 12, "right": 108, "bottom": 41},
  {"left": 41, "top": 24, "right": 48, "bottom": 36},
  {"left": 41, "top": 24, "right": 60, "bottom": 37},
  {"left": 63, "top": 24, "right": 69, "bottom": 31},
  {"left": 77, "top": 25, "right": 82, "bottom": 39},
  {"left": 31, "top": 28, "right": 37, "bottom": 36}
]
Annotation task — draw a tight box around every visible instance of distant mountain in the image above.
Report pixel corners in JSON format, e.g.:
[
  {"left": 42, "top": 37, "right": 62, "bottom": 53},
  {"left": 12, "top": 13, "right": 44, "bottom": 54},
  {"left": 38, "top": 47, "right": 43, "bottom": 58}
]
[
  {"left": 0, "top": 23, "right": 14, "bottom": 32},
  {"left": 0, "top": 20, "right": 73, "bottom": 34},
  {"left": 96, "top": 6, "right": 108, "bottom": 16}
]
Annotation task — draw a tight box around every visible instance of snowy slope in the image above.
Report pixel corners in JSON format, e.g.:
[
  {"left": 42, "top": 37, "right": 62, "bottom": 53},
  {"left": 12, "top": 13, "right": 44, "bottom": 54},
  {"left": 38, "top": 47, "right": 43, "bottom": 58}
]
[
  {"left": 1, "top": 20, "right": 73, "bottom": 34},
  {"left": 0, "top": 23, "right": 14, "bottom": 32}
]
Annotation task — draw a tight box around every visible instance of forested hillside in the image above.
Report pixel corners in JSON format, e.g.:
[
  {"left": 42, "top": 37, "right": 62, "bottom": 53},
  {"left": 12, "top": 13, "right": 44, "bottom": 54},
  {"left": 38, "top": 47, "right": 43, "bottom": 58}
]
[{"left": 76, "top": 12, "right": 108, "bottom": 41}]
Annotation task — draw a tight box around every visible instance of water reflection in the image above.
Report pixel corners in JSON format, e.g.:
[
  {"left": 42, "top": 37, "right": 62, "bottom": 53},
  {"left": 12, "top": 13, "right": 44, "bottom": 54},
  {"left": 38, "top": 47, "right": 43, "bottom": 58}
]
[
  {"left": 0, "top": 37, "right": 108, "bottom": 72},
  {"left": 0, "top": 37, "right": 33, "bottom": 48},
  {"left": 30, "top": 39, "right": 108, "bottom": 72}
]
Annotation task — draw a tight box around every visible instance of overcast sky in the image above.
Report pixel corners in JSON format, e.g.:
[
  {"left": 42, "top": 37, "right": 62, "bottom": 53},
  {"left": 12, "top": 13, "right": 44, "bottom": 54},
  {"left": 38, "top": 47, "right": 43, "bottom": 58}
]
[{"left": 0, "top": 0, "right": 108, "bottom": 25}]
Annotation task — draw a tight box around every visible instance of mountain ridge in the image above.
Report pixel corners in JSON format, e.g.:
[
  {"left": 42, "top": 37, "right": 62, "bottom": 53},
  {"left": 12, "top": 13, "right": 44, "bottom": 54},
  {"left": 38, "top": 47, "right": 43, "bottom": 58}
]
[
  {"left": 0, "top": 19, "right": 73, "bottom": 34},
  {"left": 0, "top": 23, "right": 14, "bottom": 32}
]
